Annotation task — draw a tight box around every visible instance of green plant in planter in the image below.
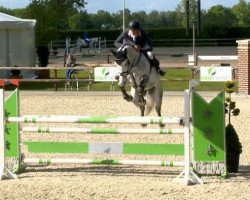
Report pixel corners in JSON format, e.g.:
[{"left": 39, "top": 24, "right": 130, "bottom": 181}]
[{"left": 225, "top": 81, "right": 242, "bottom": 173}]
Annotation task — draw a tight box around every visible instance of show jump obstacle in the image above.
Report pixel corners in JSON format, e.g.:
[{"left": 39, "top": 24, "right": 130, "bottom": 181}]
[{"left": 0, "top": 85, "right": 226, "bottom": 185}]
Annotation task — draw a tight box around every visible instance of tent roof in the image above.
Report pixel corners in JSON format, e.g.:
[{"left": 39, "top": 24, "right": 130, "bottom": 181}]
[{"left": 0, "top": 12, "right": 36, "bottom": 29}]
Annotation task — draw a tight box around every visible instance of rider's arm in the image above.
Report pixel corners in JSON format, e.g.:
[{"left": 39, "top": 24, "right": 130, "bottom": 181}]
[
  {"left": 114, "top": 30, "right": 128, "bottom": 48},
  {"left": 140, "top": 44, "right": 152, "bottom": 52},
  {"left": 140, "top": 30, "right": 153, "bottom": 51}
]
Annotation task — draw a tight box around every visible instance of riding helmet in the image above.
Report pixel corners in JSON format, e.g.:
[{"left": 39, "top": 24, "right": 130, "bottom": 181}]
[{"left": 129, "top": 21, "right": 140, "bottom": 29}]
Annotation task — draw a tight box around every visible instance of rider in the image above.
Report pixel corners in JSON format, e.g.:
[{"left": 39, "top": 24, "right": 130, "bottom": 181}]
[{"left": 114, "top": 20, "right": 165, "bottom": 76}]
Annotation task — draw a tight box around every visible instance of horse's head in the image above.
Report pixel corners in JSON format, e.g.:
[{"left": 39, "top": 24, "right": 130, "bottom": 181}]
[
  {"left": 111, "top": 43, "right": 140, "bottom": 76},
  {"left": 110, "top": 46, "right": 127, "bottom": 65}
]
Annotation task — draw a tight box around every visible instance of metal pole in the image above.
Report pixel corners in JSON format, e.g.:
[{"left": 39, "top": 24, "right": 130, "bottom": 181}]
[
  {"left": 193, "top": 22, "right": 196, "bottom": 66},
  {"left": 196, "top": 0, "right": 201, "bottom": 36},
  {"left": 123, "top": 0, "right": 125, "bottom": 30},
  {"left": 185, "top": 0, "right": 190, "bottom": 37}
]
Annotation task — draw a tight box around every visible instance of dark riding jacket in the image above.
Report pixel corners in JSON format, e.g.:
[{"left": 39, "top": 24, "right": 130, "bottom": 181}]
[{"left": 114, "top": 28, "right": 153, "bottom": 54}]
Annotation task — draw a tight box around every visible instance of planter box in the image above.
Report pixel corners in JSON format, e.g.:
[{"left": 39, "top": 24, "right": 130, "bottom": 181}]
[{"left": 227, "top": 152, "right": 240, "bottom": 173}]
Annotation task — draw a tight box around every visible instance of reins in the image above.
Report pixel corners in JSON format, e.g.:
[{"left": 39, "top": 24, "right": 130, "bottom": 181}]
[{"left": 120, "top": 46, "right": 142, "bottom": 77}]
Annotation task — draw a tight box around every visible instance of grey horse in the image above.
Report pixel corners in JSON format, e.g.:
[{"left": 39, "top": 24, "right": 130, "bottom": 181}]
[{"left": 111, "top": 43, "right": 163, "bottom": 118}]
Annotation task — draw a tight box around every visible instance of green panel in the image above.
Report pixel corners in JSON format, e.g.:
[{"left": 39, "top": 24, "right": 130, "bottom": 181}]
[
  {"left": 5, "top": 89, "right": 19, "bottom": 158},
  {"left": 24, "top": 142, "right": 89, "bottom": 153},
  {"left": 77, "top": 116, "right": 115, "bottom": 123},
  {"left": 92, "top": 159, "right": 119, "bottom": 165},
  {"left": 24, "top": 141, "right": 184, "bottom": 156},
  {"left": 123, "top": 143, "right": 184, "bottom": 155},
  {"left": 192, "top": 91, "right": 225, "bottom": 162}
]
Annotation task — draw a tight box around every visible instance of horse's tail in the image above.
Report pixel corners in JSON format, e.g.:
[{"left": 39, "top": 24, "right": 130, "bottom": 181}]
[{"left": 145, "top": 89, "right": 155, "bottom": 116}]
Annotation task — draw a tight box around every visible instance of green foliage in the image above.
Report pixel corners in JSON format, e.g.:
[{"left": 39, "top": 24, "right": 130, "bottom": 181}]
[
  {"left": 225, "top": 81, "right": 235, "bottom": 89},
  {"left": 1, "top": 0, "right": 250, "bottom": 45},
  {"left": 0, "top": 6, "right": 13, "bottom": 15},
  {"left": 225, "top": 97, "right": 230, "bottom": 102},
  {"left": 147, "top": 28, "right": 187, "bottom": 39},
  {"left": 231, "top": 0, "right": 250, "bottom": 27},
  {"left": 232, "top": 108, "right": 240, "bottom": 116},
  {"left": 225, "top": 81, "right": 242, "bottom": 159},
  {"left": 59, "top": 29, "right": 122, "bottom": 41},
  {"left": 225, "top": 81, "right": 240, "bottom": 125},
  {"left": 225, "top": 88, "right": 234, "bottom": 94}
]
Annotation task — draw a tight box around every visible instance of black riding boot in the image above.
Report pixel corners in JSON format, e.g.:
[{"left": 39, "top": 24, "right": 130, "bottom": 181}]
[{"left": 151, "top": 57, "right": 166, "bottom": 76}]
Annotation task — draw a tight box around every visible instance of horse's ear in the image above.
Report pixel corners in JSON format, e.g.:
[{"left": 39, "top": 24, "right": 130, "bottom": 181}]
[{"left": 122, "top": 48, "right": 127, "bottom": 56}]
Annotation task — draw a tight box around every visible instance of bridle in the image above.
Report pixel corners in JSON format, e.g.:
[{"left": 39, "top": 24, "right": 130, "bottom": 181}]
[{"left": 118, "top": 44, "right": 142, "bottom": 77}]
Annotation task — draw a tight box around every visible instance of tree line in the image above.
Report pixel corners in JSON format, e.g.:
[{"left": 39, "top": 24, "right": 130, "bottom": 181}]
[{"left": 0, "top": 0, "right": 249, "bottom": 44}]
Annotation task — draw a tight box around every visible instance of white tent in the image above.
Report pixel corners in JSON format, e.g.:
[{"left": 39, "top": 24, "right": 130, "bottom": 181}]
[{"left": 0, "top": 12, "right": 36, "bottom": 78}]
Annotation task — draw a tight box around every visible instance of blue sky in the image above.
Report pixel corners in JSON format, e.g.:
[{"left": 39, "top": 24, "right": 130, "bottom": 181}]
[{"left": 0, "top": 0, "right": 242, "bottom": 13}]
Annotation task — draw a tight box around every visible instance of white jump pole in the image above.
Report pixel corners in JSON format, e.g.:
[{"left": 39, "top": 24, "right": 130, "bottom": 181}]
[
  {"left": 173, "top": 89, "right": 203, "bottom": 185},
  {"left": 8, "top": 116, "right": 183, "bottom": 125},
  {"left": 22, "top": 127, "right": 185, "bottom": 134},
  {"left": 24, "top": 158, "right": 185, "bottom": 167}
]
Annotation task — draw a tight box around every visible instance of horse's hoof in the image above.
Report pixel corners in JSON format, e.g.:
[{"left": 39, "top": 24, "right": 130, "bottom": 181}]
[
  {"left": 124, "top": 95, "right": 133, "bottom": 102},
  {"left": 141, "top": 123, "right": 147, "bottom": 127},
  {"left": 115, "top": 74, "right": 120, "bottom": 81},
  {"left": 179, "top": 118, "right": 184, "bottom": 126},
  {"left": 159, "top": 123, "right": 165, "bottom": 128}
]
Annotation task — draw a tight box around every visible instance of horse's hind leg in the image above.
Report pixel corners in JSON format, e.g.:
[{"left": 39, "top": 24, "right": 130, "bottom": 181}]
[
  {"left": 140, "top": 105, "right": 145, "bottom": 117},
  {"left": 155, "top": 87, "right": 163, "bottom": 115},
  {"left": 140, "top": 105, "right": 147, "bottom": 127},
  {"left": 134, "top": 90, "right": 146, "bottom": 127},
  {"left": 155, "top": 87, "right": 164, "bottom": 127},
  {"left": 156, "top": 106, "right": 161, "bottom": 117}
]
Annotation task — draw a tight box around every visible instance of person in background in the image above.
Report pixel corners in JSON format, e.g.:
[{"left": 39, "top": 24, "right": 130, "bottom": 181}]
[
  {"left": 83, "top": 32, "right": 90, "bottom": 47},
  {"left": 66, "top": 54, "right": 76, "bottom": 80}
]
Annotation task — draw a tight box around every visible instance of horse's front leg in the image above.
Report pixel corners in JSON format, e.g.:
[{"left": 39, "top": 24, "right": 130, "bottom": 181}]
[
  {"left": 118, "top": 76, "right": 133, "bottom": 102},
  {"left": 119, "top": 86, "right": 133, "bottom": 102}
]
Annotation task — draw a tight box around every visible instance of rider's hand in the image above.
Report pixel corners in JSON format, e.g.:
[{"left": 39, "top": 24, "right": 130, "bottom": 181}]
[{"left": 135, "top": 45, "right": 141, "bottom": 52}]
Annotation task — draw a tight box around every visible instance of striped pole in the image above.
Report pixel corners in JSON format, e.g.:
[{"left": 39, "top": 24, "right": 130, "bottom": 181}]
[
  {"left": 24, "top": 158, "right": 185, "bottom": 167},
  {"left": 22, "top": 127, "right": 185, "bottom": 134},
  {"left": 8, "top": 115, "right": 183, "bottom": 125}
]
